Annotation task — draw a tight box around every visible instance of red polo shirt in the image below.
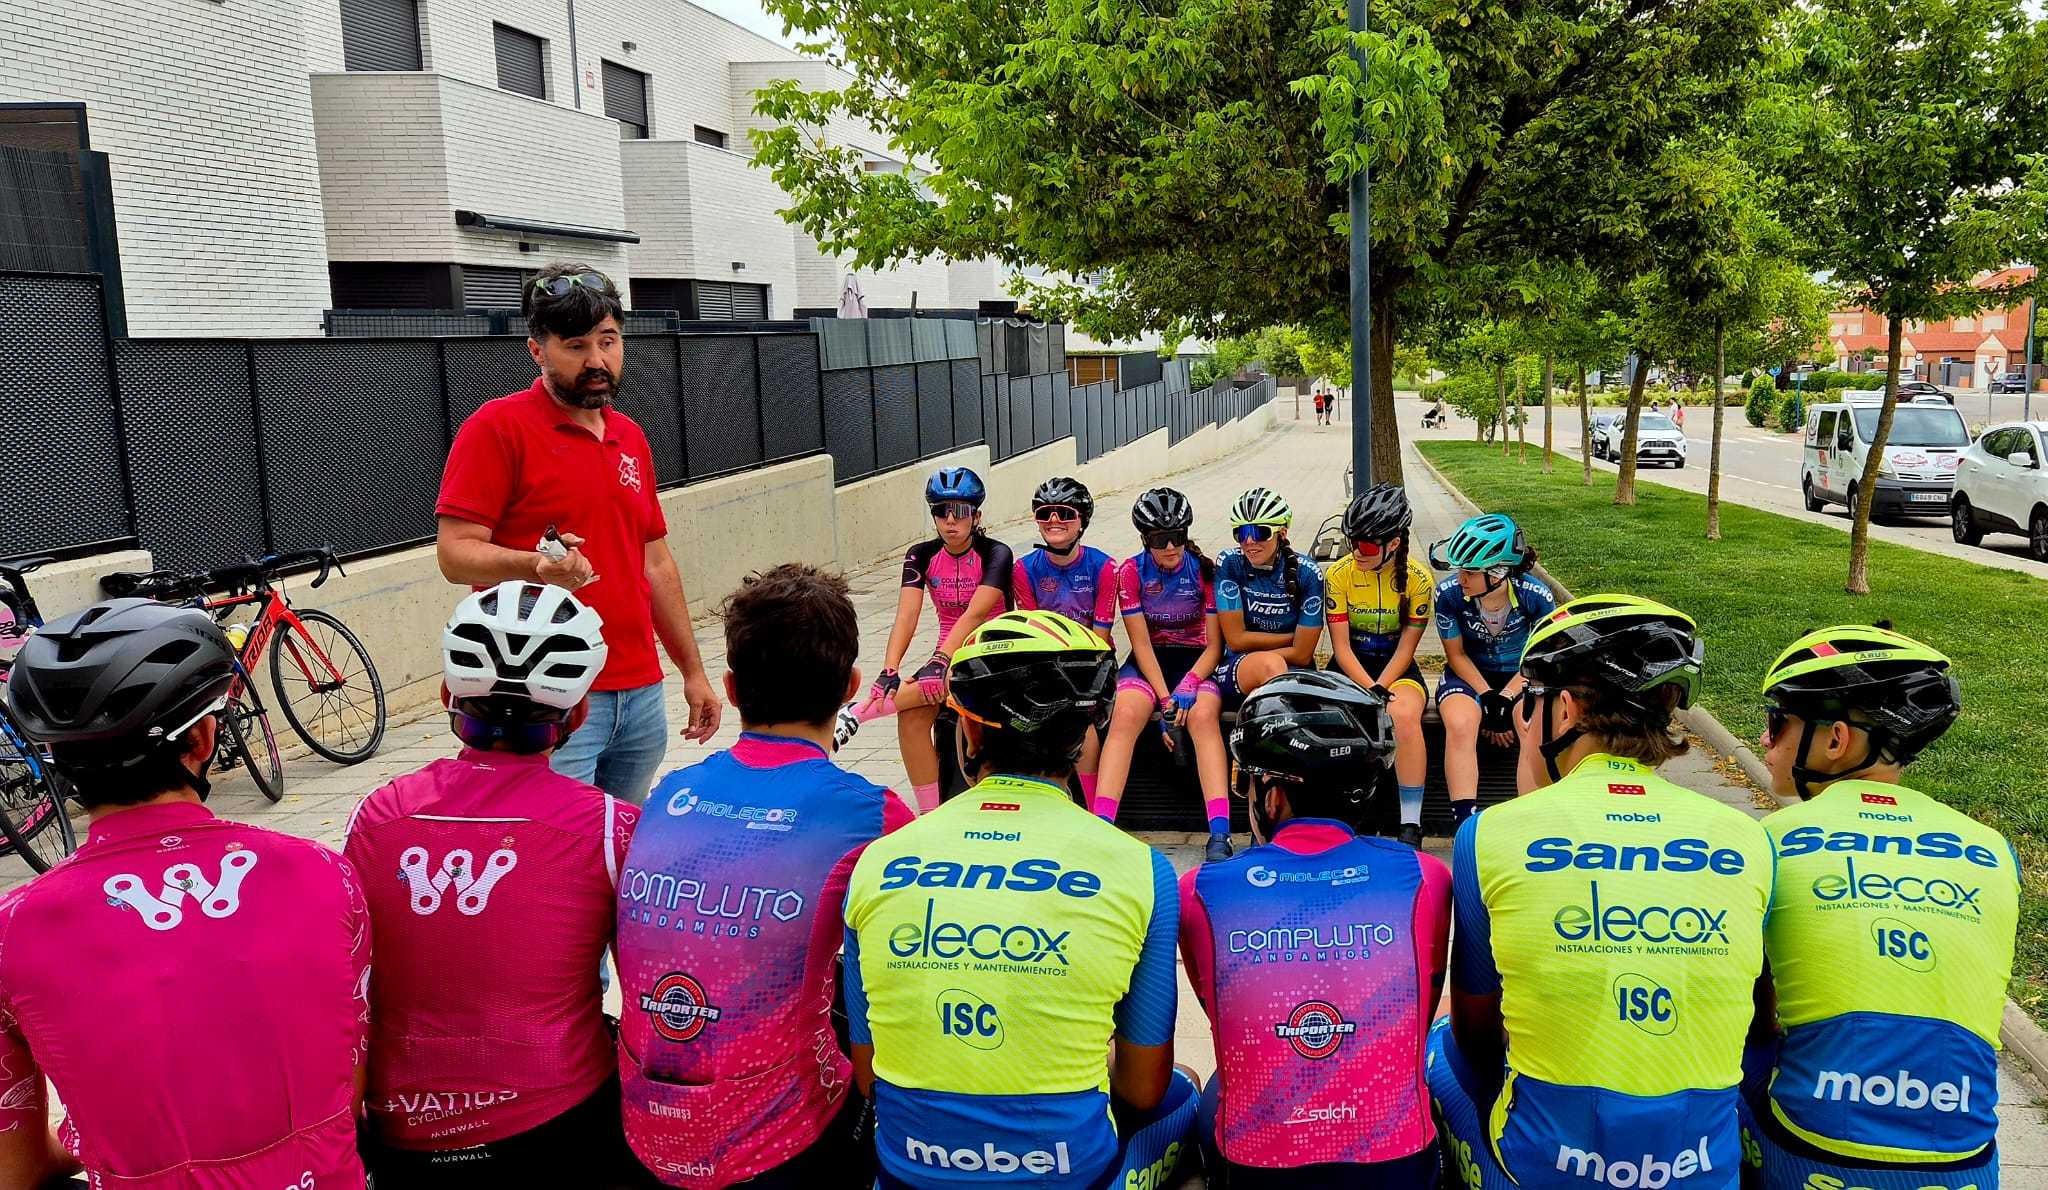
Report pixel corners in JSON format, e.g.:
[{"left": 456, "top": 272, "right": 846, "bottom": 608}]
[{"left": 436, "top": 379, "right": 668, "bottom": 691}]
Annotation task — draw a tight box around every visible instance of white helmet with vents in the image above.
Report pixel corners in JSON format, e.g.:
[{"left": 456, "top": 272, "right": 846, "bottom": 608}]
[{"left": 443, "top": 581, "right": 607, "bottom": 710}]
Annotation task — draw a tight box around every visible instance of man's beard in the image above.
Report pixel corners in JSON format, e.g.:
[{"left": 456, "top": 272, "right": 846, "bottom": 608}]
[{"left": 550, "top": 365, "right": 621, "bottom": 410}]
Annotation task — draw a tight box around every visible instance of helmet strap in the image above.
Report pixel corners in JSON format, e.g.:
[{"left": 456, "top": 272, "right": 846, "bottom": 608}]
[
  {"left": 1042, "top": 539, "right": 1080, "bottom": 561},
  {"left": 1246, "top": 772, "right": 1280, "bottom": 844},
  {"left": 1788, "top": 718, "right": 1882, "bottom": 800},
  {"left": 1535, "top": 690, "right": 1582, "bottom": 784}
]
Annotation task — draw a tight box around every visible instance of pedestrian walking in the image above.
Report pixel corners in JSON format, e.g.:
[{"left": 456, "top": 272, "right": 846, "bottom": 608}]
[{"left": 434, "top": 262, "right": 722, "bottom": 804}]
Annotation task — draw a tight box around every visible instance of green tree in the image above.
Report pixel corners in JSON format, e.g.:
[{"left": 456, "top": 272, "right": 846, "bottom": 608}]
[
  {"left": 1745, "top": 374, "right": 1776, "bottom": 427},
  {"left": 1765, "top": 0, "right": 2048, "bottom": 592},
  {"left": 753, "top": 0, "right": 1774, "bottom": 486}
]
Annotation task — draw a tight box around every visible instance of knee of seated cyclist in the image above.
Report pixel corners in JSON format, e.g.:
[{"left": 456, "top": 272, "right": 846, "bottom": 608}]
[
  {"left": 1391, "top": 691, "right": 1426, "bottom": 727},
  {"left": 1188, "top": 700, "right": 1221, "bottom": 731},
  {"left": 1111, "top": 694, "right": 1155, "bottom": 731}
]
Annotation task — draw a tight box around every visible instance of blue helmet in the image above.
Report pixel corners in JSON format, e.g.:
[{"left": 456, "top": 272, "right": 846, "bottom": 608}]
[
  {"left": 1431, "top": 513, "right": 1527, "bottom": 571},
  {"left": 926, "top": 467, "right": 986, "bottom": 507}
]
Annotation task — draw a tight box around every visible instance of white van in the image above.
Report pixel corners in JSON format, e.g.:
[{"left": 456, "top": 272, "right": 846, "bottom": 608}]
[{"left": 1800, "top": 393, "right": 1970, "bottom": 519}]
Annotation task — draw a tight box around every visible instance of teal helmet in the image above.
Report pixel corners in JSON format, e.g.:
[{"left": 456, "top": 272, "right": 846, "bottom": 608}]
[{"left": 1430, "top": 513, "right": 1527, "bottom": 571}]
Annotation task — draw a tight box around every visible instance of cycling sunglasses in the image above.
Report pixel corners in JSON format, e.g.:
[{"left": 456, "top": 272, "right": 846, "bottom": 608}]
[
  {"left": 1234, "top": 524, "right": 1278, "bottom": 544},
  {"left": 929, "top": 501, "right": 979, "bottom": 521},
  {"left": 1034, "top": 506, "right": 1081, "bottom": 524},
  {"left": 1761, "top": 704, "right": 1817, "bottom": 747},
  {"left": 1142, "top": 530, "right": 1189, "bottom": 550},
  {"left": 530, "top": 270, "right": 615, "bottom": 299},
  {"left": 1351, "top": 535, "right": 1396, "bottom": 555}
]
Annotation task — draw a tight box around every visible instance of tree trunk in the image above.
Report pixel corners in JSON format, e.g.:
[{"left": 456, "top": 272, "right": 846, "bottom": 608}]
[
  {"left": 1614, "top": 348, "right": 1650, "bottom": 505},
  {"left": 1542, "top": 354, "right": 1555, "bottom": 473},
  {"left": 1494, "top": 364, "right": 1508, "bottom": 453},
  {"left": 1578, "top": 365, "right": 1592, "bottom": 486},
  {"left": 1707, "top": 321, "right": 1725, "bottom": 540},
  {"left": 1846, "top": 319, "right": 1904, "bottom": 594},
  {"left": 1369, "top": 300, "right": 1403, "bottom": 485},
  {"left": 1516, "top": 362, "right": 1528, "bottom": 463}
]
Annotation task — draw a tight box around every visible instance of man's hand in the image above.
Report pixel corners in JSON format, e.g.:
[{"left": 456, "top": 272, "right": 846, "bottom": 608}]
[
  {"left": 681, "top": 670, "right": 722, "bottom": 743},
  {"left": 535, "top": 530, "right": 595, "bottom": 589}
]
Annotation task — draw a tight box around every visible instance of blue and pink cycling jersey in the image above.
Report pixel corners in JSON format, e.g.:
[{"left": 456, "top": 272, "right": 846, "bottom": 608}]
[
  {"left": 617, "top": 733, "right": 912, "bottom": 1189},
  {"left": 1179, "top": 818, "right": 1450, "bottom": 1170},
  {"left": 1116, "top": 553, "right": 1213, "bottom": 649},
  {"left": 903, "top": 536, "right": 1016, "bottom": 639},
  {"left": 1011, "top": 545, "right": 1117, "bottom": 634}
]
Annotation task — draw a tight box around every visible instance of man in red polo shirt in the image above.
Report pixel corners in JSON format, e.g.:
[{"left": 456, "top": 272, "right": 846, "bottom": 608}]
[{"left": 435, "top": 262, "right": 721, "bottom": 804}]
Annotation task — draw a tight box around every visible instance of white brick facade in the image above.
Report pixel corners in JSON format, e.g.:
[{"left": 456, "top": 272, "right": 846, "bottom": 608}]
[{"left": 621, "top": 139, "right": 799, "bottom": 317}]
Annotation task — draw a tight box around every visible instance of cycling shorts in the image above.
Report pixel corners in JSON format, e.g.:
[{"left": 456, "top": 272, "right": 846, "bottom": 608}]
[
  {"left": 731, "top": 1090, "right": 876, "bottom": 1190},
  {"left": 1117, "top": 644, "right": 1219, "bottom": 699},
  {"left": 361, "top": 1076, "right": 651, "bottom": 1189},
  {"left": 1213, "top": 655, "right": 1305, "bottom": 707},
  {"left": 1435, "top": 667, "right": 1517, "bottom": 706},
  {"left": 1329, "top": 655, "right": 1428, "bottom": 698},
  {"left": 1747, "top": 1101, "right": 1995, "bottom": 1190},
  {"left": 1197, "top": 1075, "right": 1436, "bottom": 1190}
]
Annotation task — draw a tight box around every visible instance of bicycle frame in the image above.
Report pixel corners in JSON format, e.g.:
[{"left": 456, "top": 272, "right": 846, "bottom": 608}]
[{"left": 202, "top": 588, "right": 349, "bottom": 696}]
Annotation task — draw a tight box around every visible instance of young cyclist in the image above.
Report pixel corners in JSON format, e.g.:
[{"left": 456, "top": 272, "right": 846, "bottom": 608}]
[
  {"left": 1429, "top": 513, "right": 1556, "bottom": 826},
  {"left": 1430, "top": 594, "right": 1771, "bottom": 1189},
  {"left": 1323, "top": 483, "right": 1434, "bottom": 845},
  {"left": 1748, "top": 625, "right": 2012, "bottom": 1188},
  {"left": 1206, "top": 486, "right": 1324, "bottom": 860},
  {"left": 842, "top": 611, "right": 1181, "bottom": 1190},
  {"left": 847, "top": 466, "right": 1013, "bottom": 812},
  {"left": 0, "top": 600, "right": 371, "bottom": 1189},
  {"left": 1181, "top": 671, "right": 1450, "bottom": 1189},
  {"left": 346, "top": 581, "right": 644, "bottom": 1187},
  {"left": 1093, "top": 487, "right": 1224, "bottom": 830},
  {"left": 1011, "top": 476, "right": 1118, "bottom": 809},
  {"left": 620, "top": 564, "right": 913, "bottom": 1189}
]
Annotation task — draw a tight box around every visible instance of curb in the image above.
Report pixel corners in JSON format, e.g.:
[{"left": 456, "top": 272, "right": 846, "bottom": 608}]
[{"left": 1409, "top": 442, "right": 2048, "bottom": 1079}]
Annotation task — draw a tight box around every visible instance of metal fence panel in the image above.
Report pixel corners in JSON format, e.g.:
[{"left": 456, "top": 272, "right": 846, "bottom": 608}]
[
  {"left": 949, "top": 361, "right": 981, "bottom": 446},
  {"left": 1049, "top": 325, "right": 1066, "bottom": 375},
  {"left": 680, "top": 336, "right": 761, "bottom": 479},
  {"left": 1052, "top": 373, "right": 1072, "bottom": 441},
  {"left": 873, "top": 364, "right": 918, "bottom": 470},
  {"left": 945, "top": 318, "right": 977, "bottom": 361},
  {"left": 442, "top": 337, "right": 537, "bottom": 429},
  {"left": 815, "top": 318, "right": 869, "bottom": 370},
  {"left": 596, "top": 339, "right": 679, "bottom": 484},
  {"left": 1006, "top": 324, "right": 1029, "bottom": 378},
  {"left": 911, "top": 317, "right": 948, "bottom": 363},
  {"left": 0, "top": 272, "right": 127, "bottom": 557},
  {"left": 1090, "top": 386, "right": 1107, "bottom": 459},
  {"left": 115, "top": 340, "right": 263, "bottom": 572},
  {"left": 254, "top": 339, "right": 443, "bottom": 557},
  {"left": 759, "top": 333, "right": 825, "bottom": 462},
  {"left": 868, "top": 317, "right": 913, "bottom": 367},
  {"left": 915, "top": 361, "right": 953, "bottom": 457},
  {"left": 822, "top": 369, "right": 877, "bottom": 483},
  {"left": 981, "top": 376, "right": 1003, "bottom": 464},
  {"left": 976, "top": 321, "right": 995, "bottom": 373},
  {"left": 1007, "top": 374, "right": 1032, "bottom": 459},
  {"left": 1028, "top": 324, "right": 1050, "bottom": 376},
  {"left": 1030, "top": 374, "right": 1054, "bottom": 450}
]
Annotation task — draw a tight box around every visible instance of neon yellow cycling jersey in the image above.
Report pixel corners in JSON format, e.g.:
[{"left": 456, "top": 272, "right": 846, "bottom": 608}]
[
  {"left": 1322, "top": 555, "right": 1433, "bottom": 653},
  {"left": 842, "top": 774, "right": 1178, "bottom": 1186},
  {"left": 1761, "top": 780, "right": 2018, "bottom": 1164},
  {"left": 1450, "top": 754, "right": 1773, "bottom": 1183}
]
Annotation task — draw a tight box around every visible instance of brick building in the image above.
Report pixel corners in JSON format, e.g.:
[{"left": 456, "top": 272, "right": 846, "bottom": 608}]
[{"left": 1824, "top": 266, "right": 2038, "bottom": 390}]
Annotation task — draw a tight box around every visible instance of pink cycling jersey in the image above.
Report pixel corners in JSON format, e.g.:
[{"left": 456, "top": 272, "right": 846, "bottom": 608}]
[
  {"left": 344, "top": 749, "right": 637, "bottom": 1150},
  {"left": 901, "top": 536, "right": 1014, "bottom": 639},
  {"left": 1179, "top": 818, "right": 1450, "bottom": 1168},
  {"left": 0, "top": 802, "right": 370, "bottom": 1188}
]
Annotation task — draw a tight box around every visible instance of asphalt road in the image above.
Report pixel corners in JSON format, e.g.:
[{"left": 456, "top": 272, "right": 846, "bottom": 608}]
[{"left": 1362, "top": 393, "right": 2048, "bottom": 580}]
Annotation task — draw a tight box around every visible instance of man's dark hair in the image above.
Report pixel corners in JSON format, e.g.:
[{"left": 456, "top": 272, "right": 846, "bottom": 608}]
[
  {"left": 971, "top": 729, "right": 1081, "bottom": 783},
  {"left": 525, "top": 261, "right": 625, "bottom": 341},
  {"left": 52, "top": 736, "right": 205, "bottom": 811},
  {"left": 718, "top": 563, "right": 860, "bottom": 726}
]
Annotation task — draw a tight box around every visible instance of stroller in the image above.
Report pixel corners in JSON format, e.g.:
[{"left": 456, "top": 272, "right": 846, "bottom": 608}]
[{"left": 1421, "top": 402, "right": 1448, "bottom": 429}]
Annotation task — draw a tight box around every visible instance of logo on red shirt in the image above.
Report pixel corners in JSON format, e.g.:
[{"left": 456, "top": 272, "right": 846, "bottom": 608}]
[
  {"left": 1861, "top": 793, "right": 1899, "bottom": 805},
  {"left": 980, "top": 802, "right": 1021, "bottom": 812},
  {"left": 617, "top": 453, "right": 644, "bottom": 492},
  {"left": 642, "top": 972, "right": 722, "bottom": 1042},
  {"left": 1608, "top": 784, "right": 1647, "bottom": 796}
]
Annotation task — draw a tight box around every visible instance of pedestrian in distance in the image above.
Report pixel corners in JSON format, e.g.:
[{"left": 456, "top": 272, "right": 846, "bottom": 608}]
[
  {"left": 347, "top": 581, "right": 647, "bottom": 1188},
  {"left": 435, "top": 261, "right": 721, "bottom": 805},
  {"left": 620, "top": 564, "right": 912, "bottom": 1189},
  {"left": 0, "top": 600, "right": 372, "bottom": 1188}
]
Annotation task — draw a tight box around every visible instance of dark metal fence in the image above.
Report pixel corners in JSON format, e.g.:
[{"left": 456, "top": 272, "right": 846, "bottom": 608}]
[
  {"left": 816, "top": 316, "right": 988, "bottom": 483},
  {"left": 324, "top": 308, "right": 687, "bottom": 336},
  {"left": 0, "top": 270, "right": 132, "bottom": 558},
  {"left": 1168, "top": 379, "right": 1276, "bottom": 445}
]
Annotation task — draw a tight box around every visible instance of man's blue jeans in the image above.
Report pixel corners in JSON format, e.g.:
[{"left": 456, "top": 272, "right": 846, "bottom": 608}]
[{"left": 551, "top": 683, "right": 668, "bottom": 806}]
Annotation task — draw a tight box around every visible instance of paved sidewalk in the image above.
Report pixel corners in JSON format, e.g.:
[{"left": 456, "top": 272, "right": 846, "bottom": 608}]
[{"left": 11, "top": 416, "right": 2046, "bottom": 1175}]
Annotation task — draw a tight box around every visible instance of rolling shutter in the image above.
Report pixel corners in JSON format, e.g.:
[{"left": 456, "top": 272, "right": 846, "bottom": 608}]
[
  {"left": 494, "top": 25, "right": 546, "bottom": 99},
  {"left": 688, "top": 282, "right": 769, "bottom": 322},
  {"left": 462, "top": 266, "right": 531, "bottom": 308},
  {"left": 694, "top": 281, "right": 734, "bottom": 321},
  {"left": 340, "top": 0, "right": 423, "bottom": 72},
  {"left": 603, "top": 61, "right": 649, "bottom": 138}
]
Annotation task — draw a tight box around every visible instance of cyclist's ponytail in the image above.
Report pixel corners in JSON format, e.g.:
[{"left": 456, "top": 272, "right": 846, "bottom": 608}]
[
  {"left": 1185, "top": 541, "right": 1216, "bottom": 585},
  {"left": 1392, "top": 535, "right": 1410, "bottom": 597},
  {"left": 1278, "top": 536, "right": 1301, "bottom": 605}
]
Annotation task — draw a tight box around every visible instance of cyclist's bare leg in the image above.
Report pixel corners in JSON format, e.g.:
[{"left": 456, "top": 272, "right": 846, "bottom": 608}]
[
  {"left": 899, "top": 705, "right": 940, "bottom": 810},
  {"left": 1093, "top": 690, "right": 1155, "bottom": 820},
  {"left": 1076, "top": 725, "right": 1103, "bottom": 807},
  {"left": 1188, "top": 691, "right": 1230, "bottom": 831},
  {"left": 1441, "top": 694, "right": 1481, "bottom": 804},
  {"left": 1232, "top": 651, "right": 1289, "bottom": 696}
]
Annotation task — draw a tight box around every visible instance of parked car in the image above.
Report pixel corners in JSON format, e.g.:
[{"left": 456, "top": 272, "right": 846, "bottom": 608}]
[
  {"left": 1952, "top": 421, "right": 2048, "bottom": 560},
  {"left": 1898, "top": 380, "right": 1951, "bottom": 402},
  {"left": 1800, "top": 395, "right": 1970, "bottom": 520},
  {"left": 1989, "top": 371, "right": 2031, "bottom": 395},
  {"left": 1593, "top": 411, "right": 1688, "bottom": 466}
]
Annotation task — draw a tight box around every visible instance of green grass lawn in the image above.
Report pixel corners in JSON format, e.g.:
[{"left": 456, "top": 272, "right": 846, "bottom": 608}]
[{"left": 1418, "top": 441, "right": 2048, "bottom": 1017}]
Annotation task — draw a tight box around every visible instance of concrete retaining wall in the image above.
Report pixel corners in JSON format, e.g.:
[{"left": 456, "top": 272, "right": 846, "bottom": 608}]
[{"left": 833, "top": 445, "right": 990, "bottom": 569}]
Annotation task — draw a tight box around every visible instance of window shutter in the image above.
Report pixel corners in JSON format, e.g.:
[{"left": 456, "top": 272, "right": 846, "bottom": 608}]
[
  {"left": 602, "top": 62, "right": 649, "bottom": 138},
  {"left": 462, "top": 266, "right": 531, "bottom": 308},
  {"left": 732, "top": 283, "right": 767, "bottom": 320},
  {"left": 694, "top": 282, "right": 735, "bottom": 321},
  {"left": 340, "top": 0, "right": 423, "bottom": 71},
  {"left": 494, "top": 25, "right": 546, "bottom": 99}
]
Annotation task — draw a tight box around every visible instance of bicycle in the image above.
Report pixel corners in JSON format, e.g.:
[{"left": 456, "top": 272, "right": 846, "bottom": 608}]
[
  {"left": 0, "top": 555, "right": 80, "bottom": 873},
  {"left": 106, "top": 549, "right": 387, "bottom": 784}
]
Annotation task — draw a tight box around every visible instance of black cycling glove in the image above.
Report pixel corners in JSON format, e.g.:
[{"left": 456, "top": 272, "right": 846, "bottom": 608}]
[{"left": 1480, "top": 689, "right": 1517, "bottom": 734}]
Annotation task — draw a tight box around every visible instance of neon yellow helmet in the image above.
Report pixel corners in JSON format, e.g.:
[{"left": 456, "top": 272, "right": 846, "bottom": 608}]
[
  {"left": 1230, "top": 487, "right": 1292, "bottom": 528},
  {"left": 1520, "top": 593, "right": 1703, "bottom": 708},
  {"left": 948, "top": 611, "right": 1115, "bottom": 739},
  {"left": 1763, "top": 624, "right": 1957, "bottom": 765}
]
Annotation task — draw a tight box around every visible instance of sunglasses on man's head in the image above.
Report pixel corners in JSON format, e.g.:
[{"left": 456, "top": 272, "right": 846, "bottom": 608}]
[
  {"left": 930, "top": 501, "right": 979, "bottom": 521},
  {"left": 1034, "top": 506, "right": 1081, "bottom": 524},
  {"left": 1234, "top": 524, "right": 1277, "bottom": 544},
  {"left": 531, "top": 271, "right": 614, "bottom": 299},
  {"left": 1142, "top": 530, "right": 1189, "bottom": 550}
]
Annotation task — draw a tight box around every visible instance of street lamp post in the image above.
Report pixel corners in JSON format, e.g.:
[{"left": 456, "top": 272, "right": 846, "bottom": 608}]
[
  {"left": 1348, "top": 0, "right": 1373, "bottom": 492},
  {"left": 2026, "top": 292, "right": 2037, "bottom": 422}
]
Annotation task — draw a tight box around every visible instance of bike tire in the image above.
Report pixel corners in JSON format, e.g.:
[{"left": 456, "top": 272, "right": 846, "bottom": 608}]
[
  {"left": 270, "top": 608, "right": 387, "bottom": 765},
  {"left": 0, "top": 709, "right": 77, "bottom": 873},
  {"left": 221, "top": 689, "right": 285, "bottom": 803}
]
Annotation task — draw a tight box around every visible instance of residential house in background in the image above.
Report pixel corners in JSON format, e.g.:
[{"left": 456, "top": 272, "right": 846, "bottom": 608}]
[{"left": 1824, "top": 266, "right": 2037, "bottom": 390}]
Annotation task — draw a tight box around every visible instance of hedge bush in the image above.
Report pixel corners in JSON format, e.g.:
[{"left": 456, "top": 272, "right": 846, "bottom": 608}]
[
  {"left": 1745, "top": 376, "right": 1775, "bottom": 427},
  {"left": 1776, "top": 391, "right": 1805, "bottom": 434}
]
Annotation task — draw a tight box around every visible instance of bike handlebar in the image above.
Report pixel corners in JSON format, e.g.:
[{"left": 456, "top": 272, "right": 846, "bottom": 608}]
[{"left": 101, "top": 547, "right": 345, "bottom": 603}]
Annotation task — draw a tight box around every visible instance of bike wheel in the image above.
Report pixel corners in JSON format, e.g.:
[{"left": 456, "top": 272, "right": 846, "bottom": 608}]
[
  {"left": 220, "top": 689, "right": 285, "bottom": 802},
  {"left": 0, "top": 711, "right": 77, "bottom": 873},
  {"left": 270, "top": 608, "right": 387, "bottom": 764}
]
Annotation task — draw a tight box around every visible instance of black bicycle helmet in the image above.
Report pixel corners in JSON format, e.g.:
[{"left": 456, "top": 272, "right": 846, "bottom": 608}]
[
  {"left": 1131, "top": 487, "right": 1194, "bottom": 534},
  {"left": 1520, "top": 594, "right": 1703, "bottom": 711},
  {"left": 948, "top": 612, "right": 1116, "bottom": 753},
  {"left": 1031, "top": 476, "right": 1095, "bottom": 527},
  {"left": 1342, "top": 483, "right": 1413, "bottom": 541},
  {"left": 1763, "top": 624, "right": 1958, "bottom": 769},
  {"left": 1231, "top": 670, "right": 1396, "bottom": 787},
  {"left": 6, "top": 598, "right": 236, "bottom": 760}
]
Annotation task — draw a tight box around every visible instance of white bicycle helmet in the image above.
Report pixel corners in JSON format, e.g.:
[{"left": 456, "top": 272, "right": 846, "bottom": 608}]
[{"left": 443, "top": 581, "right": 607, "bottom": 710}]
